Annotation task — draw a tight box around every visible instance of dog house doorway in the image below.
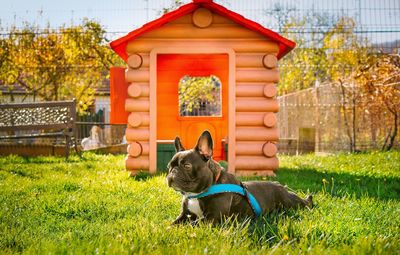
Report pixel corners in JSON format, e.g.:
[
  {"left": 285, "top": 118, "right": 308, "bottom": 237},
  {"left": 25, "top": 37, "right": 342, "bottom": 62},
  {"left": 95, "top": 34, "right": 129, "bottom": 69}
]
[{"left": 157, "top": 54, "right": 229, "bottom": 170}]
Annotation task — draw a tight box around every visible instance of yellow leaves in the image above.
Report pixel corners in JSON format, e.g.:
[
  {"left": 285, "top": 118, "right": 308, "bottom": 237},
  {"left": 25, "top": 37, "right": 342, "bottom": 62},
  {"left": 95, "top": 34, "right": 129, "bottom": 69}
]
[
  {"left": 0, "top": 20, "right": 123, "bottom": 113},
  {"left": 178, "top": 75, "right": 221, "bottom": 115},
  {"left": 278, "top": 15, "right": 372, "bottom": 95}
]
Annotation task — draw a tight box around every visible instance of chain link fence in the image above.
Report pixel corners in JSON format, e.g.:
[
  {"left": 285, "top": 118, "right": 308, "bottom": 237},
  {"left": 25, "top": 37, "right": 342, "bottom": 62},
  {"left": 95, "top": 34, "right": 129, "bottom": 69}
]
[{"left": 277, "top": 83, "right": 399, "bottom": 154}]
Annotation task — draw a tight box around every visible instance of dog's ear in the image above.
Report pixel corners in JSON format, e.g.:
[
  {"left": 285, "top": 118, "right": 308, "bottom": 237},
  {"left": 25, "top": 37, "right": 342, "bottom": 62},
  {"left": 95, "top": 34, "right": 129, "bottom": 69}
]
[
  {"left": 195, "top": 130, "right": 213, "bottom": 160},
  {"left": 174, "top": 136, "right": 185, "bottom": 152}
]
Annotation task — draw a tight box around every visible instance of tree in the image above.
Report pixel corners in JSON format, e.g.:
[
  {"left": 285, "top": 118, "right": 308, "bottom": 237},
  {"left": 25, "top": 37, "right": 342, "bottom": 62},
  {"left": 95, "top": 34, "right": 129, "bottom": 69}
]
[
  {"left": 354, "top": 53, "right": 400, "bottom": 150},
  {"left": 159, "top": 0, "right": 184, "bottom": 15},
  {"left": 264, "top": 2, "right": 297, "bottom": 33},
  {"left": 0, "top": 20, "right": 124, "bottom": 113},
  {"left": 323, "top": 17, "right": 370, "bottom": 152},
  {"left": 267, "top": 3, "right": 399, "bottom": 151},
  {"left": 178, "top": 75, "right": 221, "bottom": 116},
  {"left": 278, "top": 12, "right": 336, "bottom": 94},
  {"left": 278, "top": 13, "right": 369, "bottom": 94},
  {"left": 278, "top": 14, "right": 372, "bottom": 151}
]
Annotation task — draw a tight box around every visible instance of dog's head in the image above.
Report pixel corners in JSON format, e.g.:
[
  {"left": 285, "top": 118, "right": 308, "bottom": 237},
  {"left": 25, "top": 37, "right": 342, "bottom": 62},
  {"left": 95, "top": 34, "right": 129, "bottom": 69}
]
[{"left": 166, "top": 131, "right": 221, "bottom": 195}]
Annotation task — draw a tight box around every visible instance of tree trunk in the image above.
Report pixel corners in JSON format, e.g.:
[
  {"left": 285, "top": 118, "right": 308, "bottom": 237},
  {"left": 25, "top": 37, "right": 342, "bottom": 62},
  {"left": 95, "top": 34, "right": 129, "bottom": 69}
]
[
  {"left": 339, "top": 81, "right": 354, "bottom": 152},
  {"left": 386, "top": 113, "right": 398, "bottom": 150},
  {"left": 370, "top": 113, "right": 377, "bottom": 148},
  {"left": 351, "top": 86, "right": 357, "bottom": 152},
  {"left": 382, "top": 127, "right": 391, "bottom": 151},
  {"left": 314, "top": 84, "right": 320, "bottom": 152}
]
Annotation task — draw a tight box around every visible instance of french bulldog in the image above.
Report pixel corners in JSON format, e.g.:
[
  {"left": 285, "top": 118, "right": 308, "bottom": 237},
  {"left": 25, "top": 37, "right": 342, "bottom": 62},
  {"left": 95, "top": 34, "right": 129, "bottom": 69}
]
[{"left": 166, "top": 131, "right": 313, "bottom": 224}]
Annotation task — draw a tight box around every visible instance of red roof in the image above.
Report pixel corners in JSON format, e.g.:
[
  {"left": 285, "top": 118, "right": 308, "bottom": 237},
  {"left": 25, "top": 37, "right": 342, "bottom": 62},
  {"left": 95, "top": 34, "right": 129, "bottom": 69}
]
[{"left": 110, "top": 0, "right": 296, "bottom": 61}]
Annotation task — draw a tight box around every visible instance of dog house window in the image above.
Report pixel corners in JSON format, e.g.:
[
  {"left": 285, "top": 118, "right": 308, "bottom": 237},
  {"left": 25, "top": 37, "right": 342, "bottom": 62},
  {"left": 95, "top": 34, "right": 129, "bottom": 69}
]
[{"left": 178, "top": 75, "right": 222, "bottom": 117}]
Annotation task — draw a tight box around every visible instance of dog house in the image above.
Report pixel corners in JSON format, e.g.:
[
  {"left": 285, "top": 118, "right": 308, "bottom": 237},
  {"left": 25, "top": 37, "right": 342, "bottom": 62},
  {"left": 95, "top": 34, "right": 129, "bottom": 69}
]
[{"left": 109, "top": 0, "right": 295, "bottom": 176}]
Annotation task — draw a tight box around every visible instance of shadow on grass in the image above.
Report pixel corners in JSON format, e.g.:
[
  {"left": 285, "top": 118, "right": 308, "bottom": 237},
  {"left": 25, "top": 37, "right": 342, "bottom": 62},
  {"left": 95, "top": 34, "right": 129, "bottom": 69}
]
[
  {"left": 130, "top": 171, "right": 153, "bottom": 181},
  {"left": 270, "top": 167, "right": 400, "bottom": 201},
  {"left": 129, "top": 166, "right": 400, "bottom": 200},
  {"left": 217, "top": 210, "right": 305, "bottom": 248}
]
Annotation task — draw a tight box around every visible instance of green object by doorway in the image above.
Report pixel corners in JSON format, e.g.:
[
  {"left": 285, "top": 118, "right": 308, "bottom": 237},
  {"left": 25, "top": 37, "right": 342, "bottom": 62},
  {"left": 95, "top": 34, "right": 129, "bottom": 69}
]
[{"left": 157, "top": 143, "right": 175, "bottom": 172}]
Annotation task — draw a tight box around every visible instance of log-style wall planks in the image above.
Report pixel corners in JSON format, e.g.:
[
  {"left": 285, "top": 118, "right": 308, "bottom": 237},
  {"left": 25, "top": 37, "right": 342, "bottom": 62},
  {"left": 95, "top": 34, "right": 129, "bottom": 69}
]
[
  {"left": 125, "top": 99, "right": 150, "bottom": 112},
  {"left": 236, "top": 127, "right": 279, "bottom": 141},
  {"left": 127, "top": 84, "right": 150, "bottom": 98},
  {"left": 128, "top": 113, "right": 150, "bottom": 127},
  {"left": 125, "top": 128, "right": 150, "bottom": 141},
  {"left": 119, "top": 9, "right": 283, "bottom": 176},
  {"left": 125, "top": 69, "right": 149, "bottom": 82},
  {"left": 236, "top": 98, "right": 279, "bottom": 112},
  {"left": 235, "top": 156, "right": 279, "bottom": 170},
  {"left": 126, "top": 156, "right": 150, "bottom": 170},
  {"left": 127, "top": 142, "right": 150, "bottom": 157},
  {"left": 235, "top": 142, "right": 277, "bottom": 157}
]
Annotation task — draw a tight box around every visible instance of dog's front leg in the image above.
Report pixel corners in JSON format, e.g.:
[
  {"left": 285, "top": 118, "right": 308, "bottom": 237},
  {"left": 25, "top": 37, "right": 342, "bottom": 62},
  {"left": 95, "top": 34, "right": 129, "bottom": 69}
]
[
  {"left": 201, "top": 195, "right": 234, "bottom": 225},
  {"left": 172, "top": 197, "right": 198, "bottom": 225}
]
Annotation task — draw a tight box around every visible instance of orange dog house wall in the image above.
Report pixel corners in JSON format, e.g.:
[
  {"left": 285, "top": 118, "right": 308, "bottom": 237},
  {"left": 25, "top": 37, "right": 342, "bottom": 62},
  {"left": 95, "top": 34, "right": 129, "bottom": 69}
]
[{"left": 109, "top": 0, "right": 295, "bottom": 176}]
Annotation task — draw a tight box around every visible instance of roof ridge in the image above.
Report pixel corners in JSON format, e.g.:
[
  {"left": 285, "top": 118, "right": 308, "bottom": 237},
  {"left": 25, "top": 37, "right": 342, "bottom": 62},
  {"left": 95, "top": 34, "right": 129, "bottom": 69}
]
[{"left": 110, "top": 1, "right": 295, "bottom": 61}]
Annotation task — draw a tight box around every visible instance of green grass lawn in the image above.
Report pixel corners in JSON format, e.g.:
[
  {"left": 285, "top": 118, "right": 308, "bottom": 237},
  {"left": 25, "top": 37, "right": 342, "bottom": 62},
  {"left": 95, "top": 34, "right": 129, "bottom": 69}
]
[{"left": 0, "top": 151, "right": 399, "bottom": 254}]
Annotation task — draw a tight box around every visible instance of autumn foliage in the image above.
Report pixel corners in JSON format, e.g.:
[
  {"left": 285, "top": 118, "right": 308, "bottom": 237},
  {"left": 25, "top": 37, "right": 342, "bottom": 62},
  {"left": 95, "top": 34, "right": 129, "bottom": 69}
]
[
  {"left": 279, "top": 16, "right": 399, "bottom": 150},
  {"left": 0, "top": 20, "right": 124, "bottom": 113}
]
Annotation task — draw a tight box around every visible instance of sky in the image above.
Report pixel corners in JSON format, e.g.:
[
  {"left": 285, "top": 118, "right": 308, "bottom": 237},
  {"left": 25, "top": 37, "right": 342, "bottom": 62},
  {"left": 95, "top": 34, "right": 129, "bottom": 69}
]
[{"left": 0, "top": 0, "right": 399, "bottom": 44}]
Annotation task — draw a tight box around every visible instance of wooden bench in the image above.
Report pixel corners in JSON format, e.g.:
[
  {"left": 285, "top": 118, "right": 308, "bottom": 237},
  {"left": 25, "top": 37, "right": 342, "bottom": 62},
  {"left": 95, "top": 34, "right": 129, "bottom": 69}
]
[{"left": 0, "top": 100, "right": 80, "bottom": 158}]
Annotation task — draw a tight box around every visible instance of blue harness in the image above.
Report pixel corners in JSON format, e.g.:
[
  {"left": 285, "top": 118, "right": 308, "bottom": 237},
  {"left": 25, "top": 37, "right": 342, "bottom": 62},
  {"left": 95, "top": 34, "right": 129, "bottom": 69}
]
[{"left": 187, "top": 184, "right": 263, "bottom": 217}]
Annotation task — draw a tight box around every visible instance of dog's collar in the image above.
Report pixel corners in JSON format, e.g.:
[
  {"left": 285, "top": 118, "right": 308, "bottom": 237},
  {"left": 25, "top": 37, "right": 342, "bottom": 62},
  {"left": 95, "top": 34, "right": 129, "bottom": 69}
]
[
  {"left": 215, "top": 167, "right": 221, "bottom": 182},
  {"left": 187, "top": 184, "right": 262, "bottom": 217}
]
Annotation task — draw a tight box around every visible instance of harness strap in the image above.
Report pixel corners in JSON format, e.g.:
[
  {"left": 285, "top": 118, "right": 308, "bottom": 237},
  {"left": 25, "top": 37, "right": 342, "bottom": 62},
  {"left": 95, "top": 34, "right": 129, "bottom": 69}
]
[
  {"left": 239, "top": 181, "right": 255, "bottom": 215},
  {"left": 187, "top": 184, "right": 262, "bottom": 217}
]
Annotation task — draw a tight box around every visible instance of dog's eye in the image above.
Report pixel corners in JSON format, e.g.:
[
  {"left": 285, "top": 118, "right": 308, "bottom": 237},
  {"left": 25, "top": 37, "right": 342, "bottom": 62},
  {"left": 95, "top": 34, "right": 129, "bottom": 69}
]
[{"left": 183, "top": 163, "right": 192, "bottom": 170}]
